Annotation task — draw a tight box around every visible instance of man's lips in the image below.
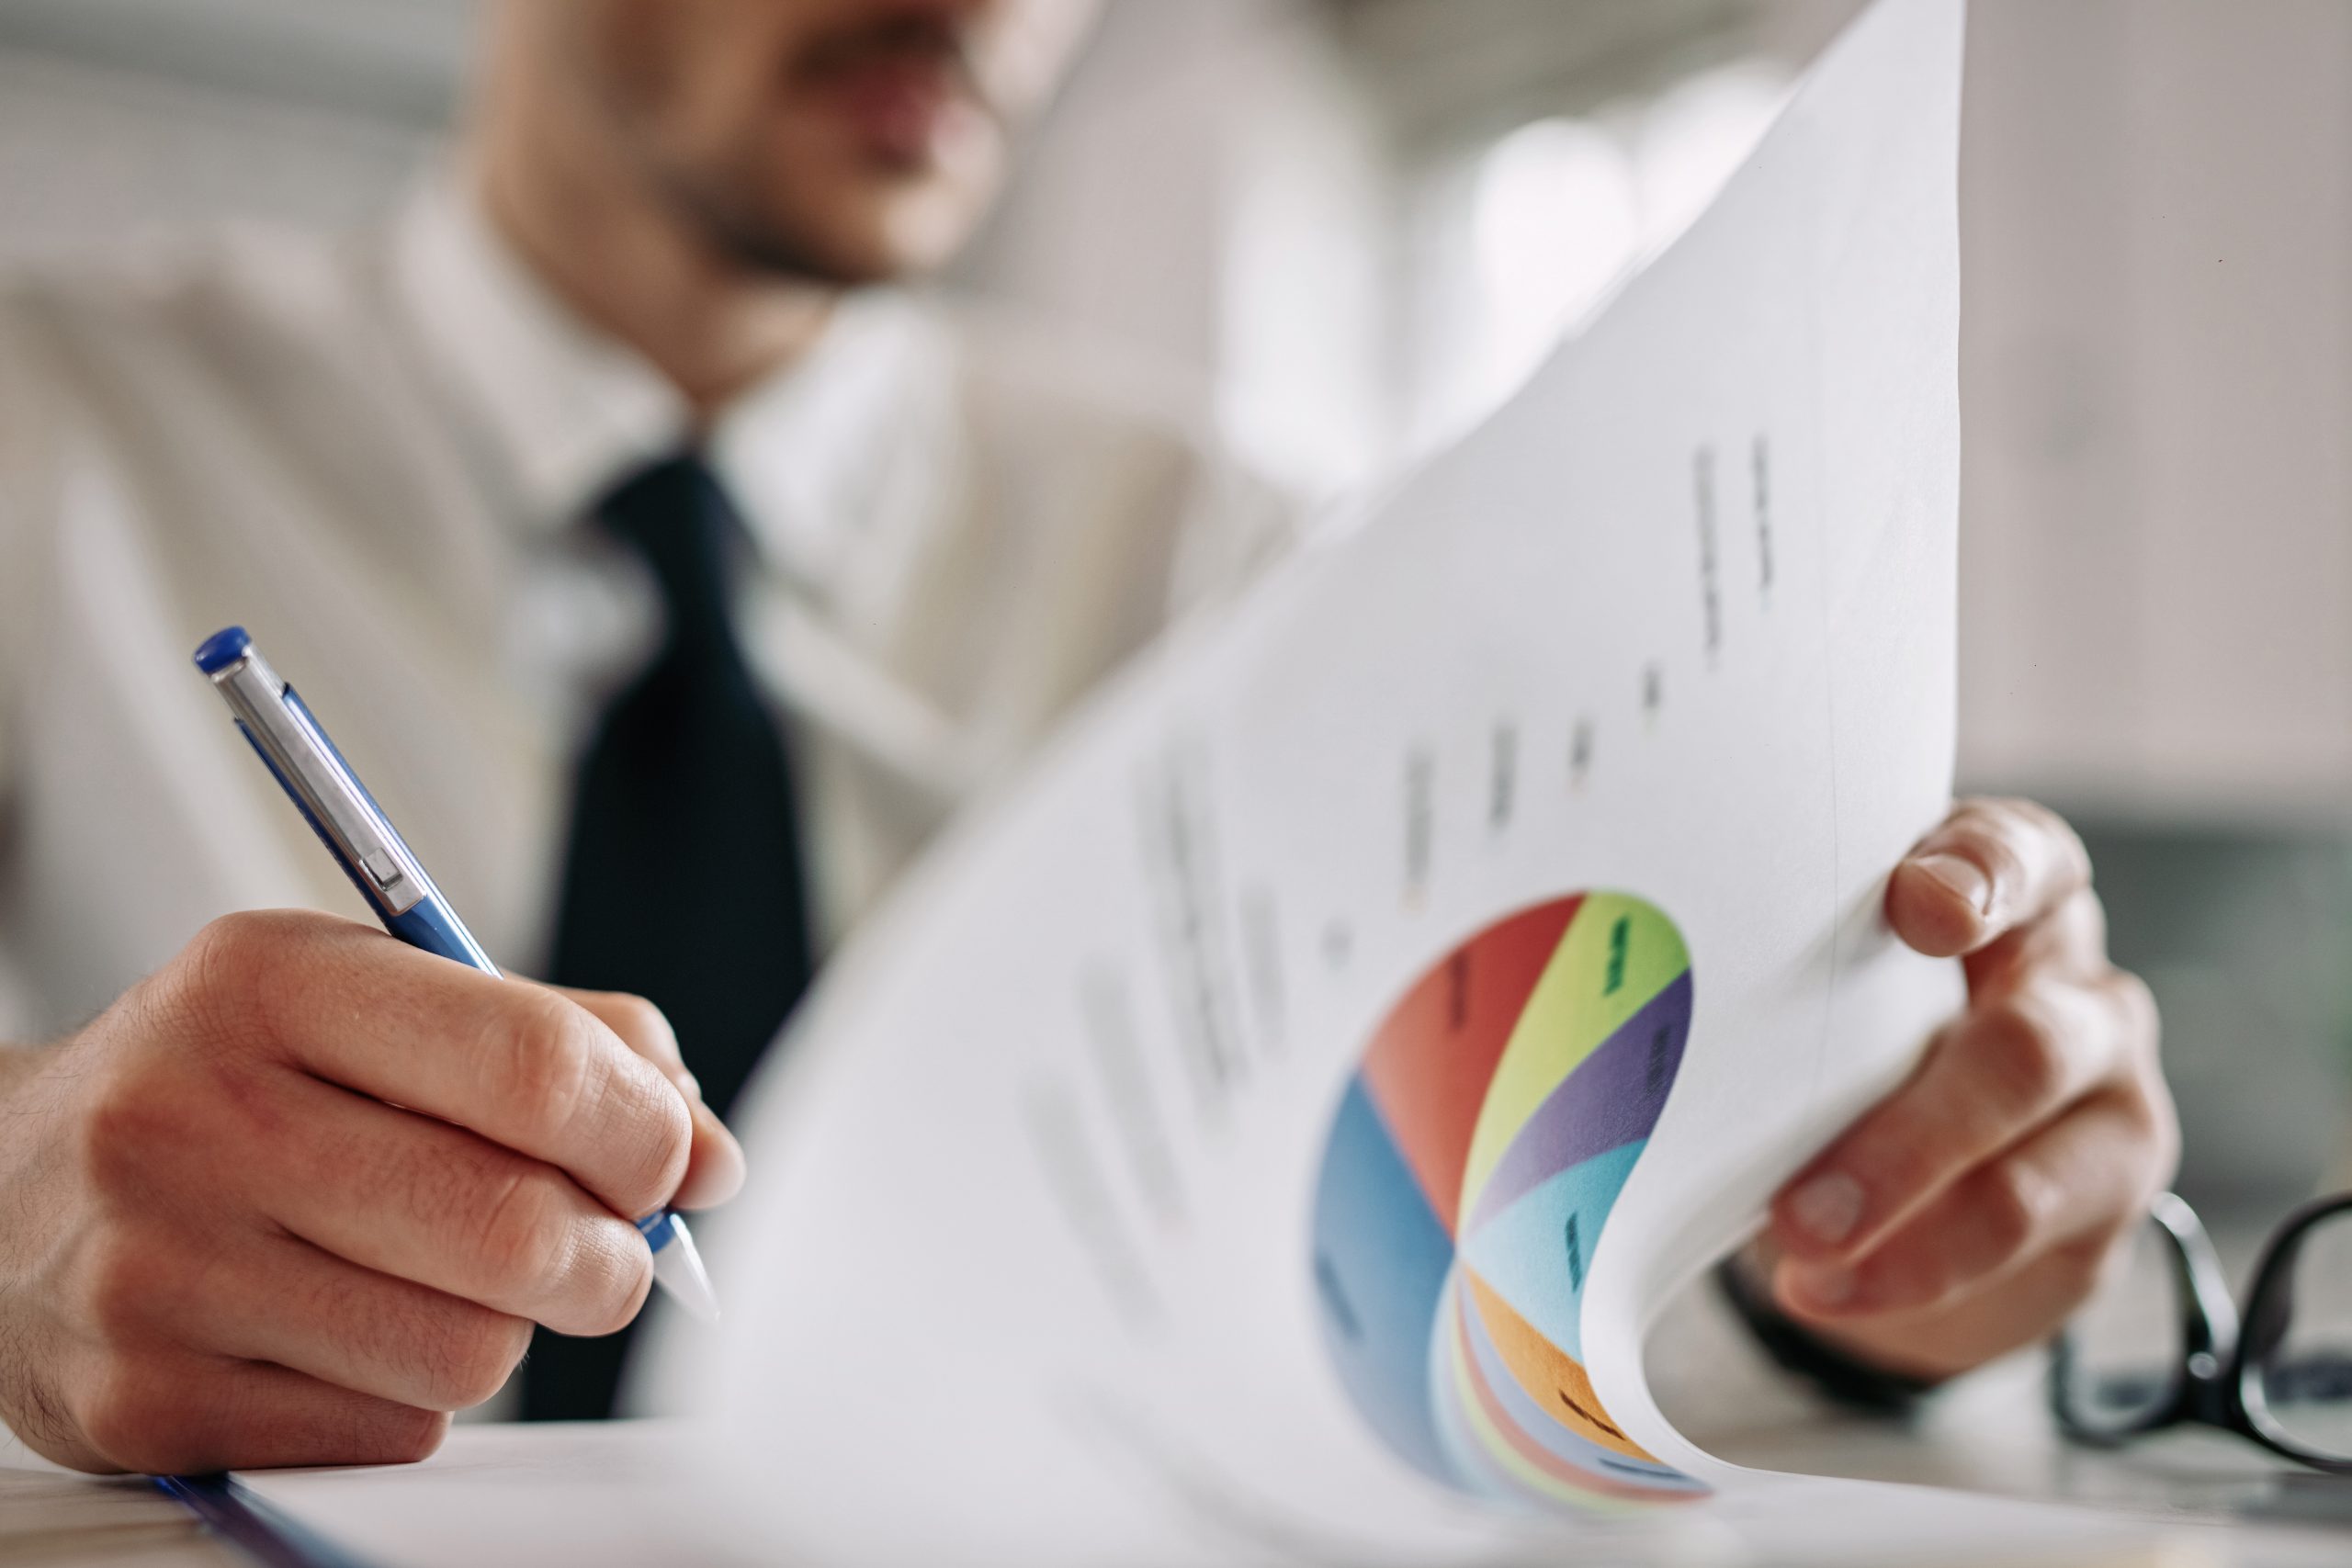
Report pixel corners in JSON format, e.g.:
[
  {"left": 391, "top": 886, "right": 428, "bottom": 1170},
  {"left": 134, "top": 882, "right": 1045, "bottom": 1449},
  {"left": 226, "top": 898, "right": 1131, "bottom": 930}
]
[{"left": 814, "top": 52, "right": 983, "bottom": 167}]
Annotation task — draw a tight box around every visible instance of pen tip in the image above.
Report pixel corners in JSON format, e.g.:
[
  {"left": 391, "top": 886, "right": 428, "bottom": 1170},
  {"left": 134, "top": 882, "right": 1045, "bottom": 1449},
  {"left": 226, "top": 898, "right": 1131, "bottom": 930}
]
[{"left": 650, "top": 1213, "right": 722, "bottom": 1325}]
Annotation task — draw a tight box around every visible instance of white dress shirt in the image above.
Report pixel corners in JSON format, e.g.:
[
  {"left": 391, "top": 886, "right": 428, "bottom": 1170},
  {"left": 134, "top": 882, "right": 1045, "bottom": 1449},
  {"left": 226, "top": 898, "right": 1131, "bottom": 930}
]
[{"left": 0, "top": 175, "right": 1288, "bottom": 1041}]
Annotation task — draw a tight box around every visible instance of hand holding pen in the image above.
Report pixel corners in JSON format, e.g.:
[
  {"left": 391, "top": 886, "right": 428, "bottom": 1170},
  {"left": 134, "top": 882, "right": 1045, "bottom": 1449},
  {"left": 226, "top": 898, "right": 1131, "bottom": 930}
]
[
  {"left": 0, "top": 631, "right": 739, "bottom": 1475},
  {"left": 197, "top": 627, "right": 723, "bottom": 1324}
]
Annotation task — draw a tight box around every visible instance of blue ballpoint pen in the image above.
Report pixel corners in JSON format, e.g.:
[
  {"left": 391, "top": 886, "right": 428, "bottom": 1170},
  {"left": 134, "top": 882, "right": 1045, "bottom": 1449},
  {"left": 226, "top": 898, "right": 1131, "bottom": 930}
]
[{"left": 192, "top": 625, "right": 719, "bottom": 1324}]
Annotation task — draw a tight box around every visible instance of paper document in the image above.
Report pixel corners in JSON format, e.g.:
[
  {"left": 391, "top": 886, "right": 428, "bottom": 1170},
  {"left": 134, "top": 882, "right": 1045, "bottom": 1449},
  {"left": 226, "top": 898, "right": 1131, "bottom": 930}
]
[
  {"left": 226, "top": 1418, "right": 2145, "bottom": 1568},
  {"left": 237, "top": 1424, "right": 756, "bottom": 1568},
  {"left": 626, "top": 0, "right": 1978, "bottom": 1560}
]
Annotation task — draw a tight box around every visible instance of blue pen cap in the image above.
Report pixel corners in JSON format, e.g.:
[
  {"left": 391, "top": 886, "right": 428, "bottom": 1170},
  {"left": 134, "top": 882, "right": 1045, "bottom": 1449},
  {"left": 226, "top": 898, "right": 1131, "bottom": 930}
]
[{"left": 193, "top": 625, "right": 254, "bottom": 674}]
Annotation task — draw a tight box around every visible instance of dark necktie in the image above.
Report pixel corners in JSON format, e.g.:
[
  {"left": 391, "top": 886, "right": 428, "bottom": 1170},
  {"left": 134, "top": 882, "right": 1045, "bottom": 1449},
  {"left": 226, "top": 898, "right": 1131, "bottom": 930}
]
[{"left": 523, "top": 452, "right": 817, "bottom": 1421}]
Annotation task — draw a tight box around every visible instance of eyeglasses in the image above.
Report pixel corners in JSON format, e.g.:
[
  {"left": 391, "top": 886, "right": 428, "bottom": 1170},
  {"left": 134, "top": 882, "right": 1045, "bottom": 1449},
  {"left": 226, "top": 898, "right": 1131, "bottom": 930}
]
[{"left": 2050, "top": 1190, "right": 2352, "bottom": 1470}]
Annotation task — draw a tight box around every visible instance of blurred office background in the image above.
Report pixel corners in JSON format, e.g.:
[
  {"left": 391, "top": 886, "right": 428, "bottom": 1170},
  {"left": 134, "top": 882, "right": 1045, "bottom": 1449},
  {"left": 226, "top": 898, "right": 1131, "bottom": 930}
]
[{"left": 2, "top": 0, "right": 2346, "bottom": 1229}]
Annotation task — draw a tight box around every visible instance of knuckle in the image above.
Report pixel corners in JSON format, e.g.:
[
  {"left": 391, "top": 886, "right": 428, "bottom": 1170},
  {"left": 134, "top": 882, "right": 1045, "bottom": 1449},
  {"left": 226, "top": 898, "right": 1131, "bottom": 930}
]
[
  {"left": 1838, "top": 1111, "right": 1940, "bottom": 1210},
  {"left": 2019, "top": 798, "right": 2094, "bottom": 883},
  {"left": 601, "top": 993, "right": 680, "bottom": 1065},
  {"left": 561, "top": 1221, "right": 655, "bottom": 1337},
  {"left": 1994, "top": 795, "right": 2088, "bottom": 867},
  {"left": 77, "top": 1069, "right": 164, "bottom": 1199},
  {"left": 428, "top": 1314, "right": 532, "bottom": 1411},
  {"left": 1939, "top": 796, "right": 2004, "bottom": 837},
  {"left": 142, "top": 912, "right": 344, "bottom": 1082},
  {"left": 1972, "top": 1159, "right": 2052, "bottom": 1264},
  {"left": 330, "top": 1396, "right": 450, "bottom": 1468},
  {"left": 571, "top": 1062, "right": 692, "bottom": 1223},
  {"left": 471, "top": 1168, "right": 571, "bottom": 1298},
  {"left": 372, "top": 1407, "right": 450, "bottom": 1465},
  {"left": 1947, "top": 801, "right": 2031, "bottom": 886},
  {"left": 1941, "top": 797, "right": 2093, "bottom": 916},
  {"left": 413, "top": 1130, "right": 514, "bottom": 1237},
  {"left": 176, "top": 910, "right": 291, "bottom": 1029},
  {"left": 1973, "top": 831, "right": 2031, "bottom": 897},
  {"left": 1972, "top": 999, "right": 2072, "bottom": 1115},
  {"left": 497, "top": 995, "right": 687, "bottom": 1218},
  {"left": 2058, "top": 886, "right": 2110, "bottom": 962},
  {"left": 619, "top": 1086, "right": 695, "bottom": 1219},
  {"left": 494, "top": 992, "right": 690, "bottom": 1218},
  {"left": 2107, "top": 969, "right": 2161, "bottom": 1055},
  {"left": 78, "top": 1044, "right": 281, "bottom": 1204},
  {"left": 77, "top": 1360, "right": 199, "bottom": 1474},
  {"left": 299, "top": 1388, "right": 446, "bottom": 1470},
  {"left": 182, "top": 910, "right": 265, "bottom": 983},
  {"left": 1867, "top": 1141, "right": 1939, "bottom": 1209},
  {"left": 490, "top": 991, "right": 602, "bottom": 1145},
  {"left": 1874, "top": 1244, "right": 1957, "bottom": 1310},
  {"left": 79, "top": 1235, "right": 173, "bottom": 1348},
  {"left": 310, "top": 1266, "right": 522, "bottom": 1414}
]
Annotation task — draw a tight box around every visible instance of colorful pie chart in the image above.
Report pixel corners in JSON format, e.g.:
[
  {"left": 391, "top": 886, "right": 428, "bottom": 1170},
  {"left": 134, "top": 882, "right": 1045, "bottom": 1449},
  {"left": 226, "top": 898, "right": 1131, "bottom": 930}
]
[{"left": 1309, "top": 892, "right": 1707, "bottom": 1507}]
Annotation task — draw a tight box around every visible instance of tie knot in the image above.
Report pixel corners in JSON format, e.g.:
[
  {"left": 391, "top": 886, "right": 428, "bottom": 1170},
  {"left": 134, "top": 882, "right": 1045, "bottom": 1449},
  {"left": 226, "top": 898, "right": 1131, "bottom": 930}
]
[{"left": 594, "top": 452, "right": 743, "bottom": 643}]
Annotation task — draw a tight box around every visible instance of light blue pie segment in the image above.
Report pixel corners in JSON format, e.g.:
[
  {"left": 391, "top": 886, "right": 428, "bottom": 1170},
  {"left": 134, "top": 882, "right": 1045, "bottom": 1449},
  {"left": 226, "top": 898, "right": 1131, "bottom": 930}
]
[{"left": 1459, "top": 1139, "right": 1645, "bottom": 1363}]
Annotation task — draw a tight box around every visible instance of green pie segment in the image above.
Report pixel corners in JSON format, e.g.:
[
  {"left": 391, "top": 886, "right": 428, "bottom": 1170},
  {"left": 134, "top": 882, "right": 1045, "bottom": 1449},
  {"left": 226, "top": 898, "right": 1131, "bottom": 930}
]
[{"left": 1456, "top": 894, "right": 1689, "bottom": 1227}]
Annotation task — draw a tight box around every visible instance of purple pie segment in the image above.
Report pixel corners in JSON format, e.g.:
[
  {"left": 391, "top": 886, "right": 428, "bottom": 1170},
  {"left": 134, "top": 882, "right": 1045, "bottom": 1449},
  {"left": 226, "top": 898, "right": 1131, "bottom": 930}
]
[{"left": 1462, "top": 970, "right": 1691, "bottom": 1235}]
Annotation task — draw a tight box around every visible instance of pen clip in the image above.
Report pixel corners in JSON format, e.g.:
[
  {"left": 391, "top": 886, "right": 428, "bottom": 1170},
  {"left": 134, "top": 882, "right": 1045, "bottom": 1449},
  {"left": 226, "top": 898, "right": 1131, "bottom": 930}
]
[{"left": 206, "top": 648, "right": 433, "bottom": 918}]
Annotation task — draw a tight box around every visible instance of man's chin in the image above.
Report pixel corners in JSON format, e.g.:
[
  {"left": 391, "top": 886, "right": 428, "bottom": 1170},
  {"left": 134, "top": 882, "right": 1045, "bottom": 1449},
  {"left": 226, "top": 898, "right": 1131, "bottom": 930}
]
[
  {"left": 697, "top": 191, "right": 965, "bottom": 288},
  {"left": 642, "top": 161, "right": 894, "bottom": 287}
]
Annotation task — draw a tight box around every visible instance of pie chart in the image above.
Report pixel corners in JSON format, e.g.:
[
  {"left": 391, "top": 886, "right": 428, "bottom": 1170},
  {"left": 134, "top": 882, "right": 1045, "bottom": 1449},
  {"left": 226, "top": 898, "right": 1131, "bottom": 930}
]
[{"left": 1309, "top": 892, "right": 1707, "bottom": 1506}]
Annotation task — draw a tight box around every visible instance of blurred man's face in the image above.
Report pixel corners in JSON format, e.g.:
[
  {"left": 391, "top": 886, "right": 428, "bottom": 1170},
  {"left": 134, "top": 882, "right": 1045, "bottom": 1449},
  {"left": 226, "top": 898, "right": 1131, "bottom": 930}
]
[{"left": 560, "top": 0, "right": 1098, "bottom": 284}]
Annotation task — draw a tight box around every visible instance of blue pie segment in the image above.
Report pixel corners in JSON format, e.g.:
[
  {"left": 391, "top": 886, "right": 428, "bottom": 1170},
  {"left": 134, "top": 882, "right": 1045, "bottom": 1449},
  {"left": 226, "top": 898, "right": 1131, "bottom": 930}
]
[{"left": 1310, "top": 1077, "right": 1455, "bottom": 1483}]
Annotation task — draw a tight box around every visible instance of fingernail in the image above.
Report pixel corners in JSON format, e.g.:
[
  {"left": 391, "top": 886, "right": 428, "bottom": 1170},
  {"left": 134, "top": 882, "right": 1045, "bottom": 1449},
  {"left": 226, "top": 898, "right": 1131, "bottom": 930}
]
[
  {"left": 1791, "top": 1264, "right": 1858, "bottom": 1310},
  {"left": 1911, "top": 852, "right": 1992, "bottom": 915},
  {"left": 1787, "top": 1170, "right": 1866, "bottom": 1247}
]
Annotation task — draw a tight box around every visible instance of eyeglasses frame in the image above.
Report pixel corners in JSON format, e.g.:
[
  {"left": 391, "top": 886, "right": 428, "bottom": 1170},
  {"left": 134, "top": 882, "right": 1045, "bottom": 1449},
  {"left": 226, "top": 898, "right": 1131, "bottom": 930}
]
[{"left": 2050, "top": 1189, "right": 2352, "bottom": 1472}]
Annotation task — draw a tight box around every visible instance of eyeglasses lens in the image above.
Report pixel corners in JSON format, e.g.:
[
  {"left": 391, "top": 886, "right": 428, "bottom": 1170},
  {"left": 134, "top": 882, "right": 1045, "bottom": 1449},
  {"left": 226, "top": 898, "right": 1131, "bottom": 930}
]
[
  {"left": 2056, "top": 1212, "right": 2184, "bottom": 1435},
  {"left": 2250, "top": 1209, "right": 2352, "bottom": 1461}
]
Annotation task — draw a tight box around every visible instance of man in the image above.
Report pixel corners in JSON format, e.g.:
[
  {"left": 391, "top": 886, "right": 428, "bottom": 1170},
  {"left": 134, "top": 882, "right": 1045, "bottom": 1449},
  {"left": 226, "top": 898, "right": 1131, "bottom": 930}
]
[{"left": 0, "top": 0, "right": 2173, "bottom": 1474}]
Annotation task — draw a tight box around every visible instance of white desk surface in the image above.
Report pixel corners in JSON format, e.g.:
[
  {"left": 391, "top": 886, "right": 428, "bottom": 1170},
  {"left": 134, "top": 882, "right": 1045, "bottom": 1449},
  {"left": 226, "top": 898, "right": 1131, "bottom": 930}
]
[
  {"left": 6, "top": 1398, "right": 2351, "bottom": 1567},
  {"left": 1687, "top": 1361, "right": 2352, "bottom": 1567}
]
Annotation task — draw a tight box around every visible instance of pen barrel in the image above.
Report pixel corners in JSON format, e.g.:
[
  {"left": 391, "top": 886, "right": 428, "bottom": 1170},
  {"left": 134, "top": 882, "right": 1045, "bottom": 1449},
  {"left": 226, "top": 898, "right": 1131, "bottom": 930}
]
[
  {"left": 201, "top": 633, "right": 496, "bottom": 975},
  {"left": 386, "top": 900, "right": 501, "bottom": 976}
]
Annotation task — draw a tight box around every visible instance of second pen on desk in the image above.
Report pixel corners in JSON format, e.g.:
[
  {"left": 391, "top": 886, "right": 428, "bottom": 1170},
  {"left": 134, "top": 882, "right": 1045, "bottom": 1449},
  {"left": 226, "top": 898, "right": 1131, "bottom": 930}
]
[{"left": 192, "top": 625, "right": 720, "bottom": 1323}]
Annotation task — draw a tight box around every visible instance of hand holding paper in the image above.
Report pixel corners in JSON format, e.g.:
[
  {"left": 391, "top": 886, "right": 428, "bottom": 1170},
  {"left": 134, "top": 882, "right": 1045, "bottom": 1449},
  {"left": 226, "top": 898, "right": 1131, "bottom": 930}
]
[{"left": 1768, "top": 798, "right": 2175, "bottom": 1377}]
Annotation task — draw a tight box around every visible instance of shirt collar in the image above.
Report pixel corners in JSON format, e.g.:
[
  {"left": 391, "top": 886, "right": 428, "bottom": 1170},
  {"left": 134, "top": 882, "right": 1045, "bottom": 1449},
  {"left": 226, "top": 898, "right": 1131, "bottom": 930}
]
[
  {"left": 390, "top": 169, "right": 687, "bottom": 532},
  {"left": 389, "top": 168, "right": 944, "bottom": 591},
  {"left": 709, "top": 285, "right": 944, "bottom": 593}
]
